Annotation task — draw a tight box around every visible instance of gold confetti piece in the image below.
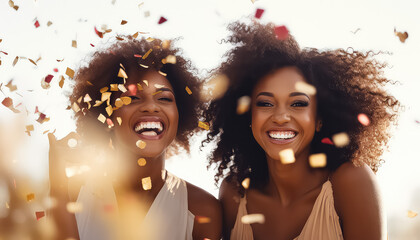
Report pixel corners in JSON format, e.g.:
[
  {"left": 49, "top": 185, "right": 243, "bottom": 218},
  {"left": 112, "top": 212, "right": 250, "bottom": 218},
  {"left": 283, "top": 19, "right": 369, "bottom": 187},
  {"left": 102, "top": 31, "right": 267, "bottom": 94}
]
[
  {"left": 237, "top": 96, "right": 251, "bottom": 115},
  {"left": 116, "top": 36, "right": 124, "bottom": 41},
  {"left": 251, "top": 0, "right": 257, "bottom": 3},
  {"left": 110, "top": 84, "right": 118, "bottom": 91},
  {"left": 162, "top": 40, "right": 171, "bottom": 49},
  {"left": 121, "top": 20, "right": 127, "bottom": 25},
  {"left": 117, "top": 117, "right": 122, "bottom": 125},
  {"left": 332, "top": 132, "right": 350, "bottom": 147},
  {"left": 59, "top": 76, "right": 65, "bottom": 88},
  {"left": 136, "top": 140, "right": 146, "bottom": 149},
  {"left": 118, "top": 84, "right": 127, "bottom": 92},
  {"left": 77, "top": 96, "right": 83, "bottom": 104},
  {"left": 407, "top": 210, "right": 418, "bottom": 218},
  {"left": 132, "top": 32, "right": 139, "bottom": 38},
  {"left": 121, "top": 96, "right": 132, "bottom": 105},
  {"left": 196, "top": 121, "right": 209, "bottom": 131},
  {"left": 309, "top": 153, "right": 327, "bottom": 168},
  {"left": 100, "top": 87, "right": 109, "bottom": 93},
  {"left": 152, "top": 90, "right": 162, "bottom": 95},
  {"left": 6, "top": 80, "right": 17, "bottom": 92},
  {"left": 357, "top": 113, "right": 370, "bottom": 126},
  {"left": 27, "top": 193, "right": 35, "bottom": 202},
  {"left": 8, "top": 0, "right": 14, "bottom": 7},
  {"left": 139, "top": 64, "right": 149, "bottom": 68},
  {"left": 28, "top": 58, "right": 37, "bottom": 65},
  {"left": 142, "top": 177, "right": 152, "bottom": 190},
  {"left": 98, "top": 113, "right": 106, "bottom": 123},
  {"left": 158, "top": 71, "right": 167, "bottom": 76},
  {"left": 196, "top": 216, "right": 211, "bottom": 224},
  {"left": 201, "top": 74, "right": 229, "bottom": 101},
  {"left": 66, "top": 202, "right": 83, "bottom": 213},
  {"left": 12, "top": 56, "right": 19, "bottom": 66},
  {"left": 394, "top": 28, "right": 409, "bottom": 43},
  {"left": 66, "top": 67, "right": 75, "bottom": 78},
  {"left": 72, "top": 102, "right": 80, "bottom": 113},
  {"left": 142, "top": 49, "right": 153, "bottom": 59},
  {"left": 146, "top": 37, "right": 155, "bottom": 42},
  {"left": 137, "top": 158, "right": 147, "bottom": 166},
  {"left": 138, "top": 2, "right": 144, "bottom": 8},
  {"left": 144, "top": 11, "right": 150, "bottom": 18},
  {"left": 47, "top": 21, "right": 53, "bottom": 26},
  {"left": 137, "top": 83, "right": 143, "bottom": 91},
  {"left": 83, "top": 94, "right": 92, "bottom": 102},
  {"left": 72, "top": 40, "right": 77, "bottom": 48},
  {"left": 143, "top": 80, "right": 149, "bottom": 86},
  {"left": 279, "top": 148, "right": 295, "bottom": 164},
  {"left": 154, "top": 84, "right": 165, "bottom": 89},
  {"left": 118, "top": 68, "right": 128, "bottom": 78},
  {"left": 115, "top": 98, "right": 124, "bottom": 108},
  {"left": 93, "top": 100, "right": 104, "bottom": 107},
  {"left": 295, "top": 81, "right": 316, "bottom": 95},
  {"left": 101, "top": 92, "right": 111, "bottom": 101},
  {"left": 165, "top": 55, "right": 176, "bottom": 64},
  {"left": 185, "top": 86, "right": 192, "bottom": 95},
  {"left": 106, "top": 105, "right": 113, "bottom": 116},
  {"left": 242, "top": 178, "right": 250, "bottom": 189},
  {"left": 241, "top": 214, "right": 265, "bottom": 224},
  {"left": 67, "top": 138, "right": 78, "bottom": 148}
]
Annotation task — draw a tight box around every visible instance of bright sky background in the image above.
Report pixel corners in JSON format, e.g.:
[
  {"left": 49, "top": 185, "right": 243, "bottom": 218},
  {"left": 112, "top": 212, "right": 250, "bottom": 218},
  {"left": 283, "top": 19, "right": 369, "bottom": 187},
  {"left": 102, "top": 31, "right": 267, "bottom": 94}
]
[{"left": 1, "top": 0, "right": 420, "bottom": 238}]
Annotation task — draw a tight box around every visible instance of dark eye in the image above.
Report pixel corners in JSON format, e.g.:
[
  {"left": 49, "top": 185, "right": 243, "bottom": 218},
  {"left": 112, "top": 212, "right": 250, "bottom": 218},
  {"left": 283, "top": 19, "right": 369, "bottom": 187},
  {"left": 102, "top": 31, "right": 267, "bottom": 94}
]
[
  {"left": 159, "top": 97, "right": 174, "bottom": 102},
  {"left": 129, "top": 96, "right": 140, "bottom": 100},
  {"left": 256, "top": 101, "right": 273, "bottom": 107},
  {"left": 291, "top": 101, "right": 309, "bottom": 107}
]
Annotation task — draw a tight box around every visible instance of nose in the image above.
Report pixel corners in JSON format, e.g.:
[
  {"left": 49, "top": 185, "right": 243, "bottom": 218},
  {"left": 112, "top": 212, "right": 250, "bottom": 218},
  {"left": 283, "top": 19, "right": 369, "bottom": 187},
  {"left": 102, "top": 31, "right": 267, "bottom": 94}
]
[
  {"left": 272, "top": 106, "right": 291, "bottom": 124},
  {"left": 138, "top": 99, "right": 160, "bottom": 113}
]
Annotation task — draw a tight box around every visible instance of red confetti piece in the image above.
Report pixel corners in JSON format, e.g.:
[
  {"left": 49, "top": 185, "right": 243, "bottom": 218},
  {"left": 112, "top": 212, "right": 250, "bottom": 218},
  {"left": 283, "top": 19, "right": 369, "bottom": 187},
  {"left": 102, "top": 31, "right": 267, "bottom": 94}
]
[
  {"left": 255, "top": 8, "right": 264, "bottom": 19},
  {"left": 134, "top": 54, "right": 142, "bottom": 58},
  {"left": 37, "top": 113, "right": 47, "bottom": 123},
  {"left": 44, "top": 74, "right": 54, "bottom": 83},
  {"left": 127, "top": 84, "right": 137, "bottom": 96},
  {"left": 35, "top": 106, "right": 39, "bottom": 113},
  {"left": 321, "top": 137, "right": 333, "bottom": 145},
  {"left": 94, "top": 26, "right": 103, "bottom": 38},
  {"left": 0, "top": 51, "right": 8, "bottom": 55},
  {"left": 357, "top": 113, "right": 370, "bottom": 126},
  {"left": 35, "top": 211, "right": 45, "bottom": 220},
  {"left": 274, "top": 25, "right": 289, "bottom": 40},
  {"left": 90, "top": 43, "right": 95, "bottom": 47},
  {"left": 53, "top": 68, "right": 58, "bottom": 72},
  {"left": 158, "top": 17, "right": 167, "bottom": 24},
  {"left": 34, "top": 20, "right": 40, "bottom": 28},
  {"left": 2, "top": 97, "right": 13, "bottom": 108},
  {"left": 106, "top": 118, "right": 114, "bottom": 128}
]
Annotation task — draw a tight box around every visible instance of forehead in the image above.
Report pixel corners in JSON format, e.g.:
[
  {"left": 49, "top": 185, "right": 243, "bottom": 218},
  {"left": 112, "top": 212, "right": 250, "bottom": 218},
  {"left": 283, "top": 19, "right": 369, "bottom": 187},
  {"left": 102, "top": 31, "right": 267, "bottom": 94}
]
[
  {"left": 253, "top": 67, "right": 307, "bottom": 95},
  {"left": 126, "top": 69, "right": 174, "bottom": 90}
]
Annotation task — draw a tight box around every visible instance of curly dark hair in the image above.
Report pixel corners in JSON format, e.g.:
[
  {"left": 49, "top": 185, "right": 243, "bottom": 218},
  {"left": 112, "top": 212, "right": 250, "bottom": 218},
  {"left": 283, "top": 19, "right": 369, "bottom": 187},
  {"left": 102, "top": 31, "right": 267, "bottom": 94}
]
[
  {"left": 203, "top": 21, "right": 400, "bottom": 191},
  {"left": 70, "top": 36, "right": 201, "bottom": 152}
]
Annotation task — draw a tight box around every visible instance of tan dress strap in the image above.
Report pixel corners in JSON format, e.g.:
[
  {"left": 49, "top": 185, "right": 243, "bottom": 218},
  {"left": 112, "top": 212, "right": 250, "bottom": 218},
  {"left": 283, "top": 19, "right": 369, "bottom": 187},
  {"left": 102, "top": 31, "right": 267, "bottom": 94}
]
[{"left": 230, "top": 195, "right": 254, "bottom": 240}]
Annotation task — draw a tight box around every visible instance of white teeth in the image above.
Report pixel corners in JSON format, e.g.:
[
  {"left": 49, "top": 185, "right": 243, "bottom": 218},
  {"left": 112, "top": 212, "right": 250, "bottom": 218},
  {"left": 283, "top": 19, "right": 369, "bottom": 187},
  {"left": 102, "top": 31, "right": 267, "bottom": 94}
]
[
  {"left": 269, "top": 131, "right": 296, "bottom": 139},
  {"left": 134, "top": 121, "right": 163, "bottom": 132},
  {"left": 141, "top": 131, "right": 158, "bottom": 136}
]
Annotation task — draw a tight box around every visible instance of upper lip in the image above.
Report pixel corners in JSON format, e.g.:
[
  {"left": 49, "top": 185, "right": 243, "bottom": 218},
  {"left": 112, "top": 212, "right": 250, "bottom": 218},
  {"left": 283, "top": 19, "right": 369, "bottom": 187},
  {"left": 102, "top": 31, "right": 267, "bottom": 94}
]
[{"left": 131, "top": 116, "right": 166, "bottom": 133}]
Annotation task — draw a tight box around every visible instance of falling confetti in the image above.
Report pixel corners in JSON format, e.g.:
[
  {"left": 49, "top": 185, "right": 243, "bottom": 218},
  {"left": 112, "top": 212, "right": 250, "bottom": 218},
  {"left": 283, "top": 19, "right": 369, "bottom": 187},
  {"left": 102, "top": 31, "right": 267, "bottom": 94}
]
[
  {"left": 121, "top": 96, "right": 132, "bottom": 105},
  {"left": 332, "top": 132, "right": 350, "bottom": 147},
  {"left": 144, "top": 11, "right": 150, "bottom": 17},
  {"left": 241, "top": 214, "right": 265, "bottom": 224},
  {"left": 321, "top": 137, "right": 333, "bottom": 145},
  {"left": 72, "top": 40, "right": 77, "bottom": 48},
  {"left": 198, "top": 121, "right": 210, "bottom": 130},
  {"left": 9, "top": 0, "right": 19, "bottom": 10},
  {"left": 128, "top": 84, "right": 137, "bottom": 96},
  {"left": 295, "top": 81, "right": 316, "bottom": 95},
  {"left": 279, "top": 148, "right": 295, "bottom": 164},
  {"left": 394, "top": 28, "right": 409, "bottom": 43},
  {"left": 5, "top": 80, "right": 17, "bottom": 92},
  {"left": 138, "top": 2, "right": 144, "bottom": 8},
  {"left": 309, "top": 153, "right": 327, "bottom": 168},
  {"left": 115, "top": 98, "right": 124, "bottom": 108},
  {"left": 118, "top": 84, "right": 127, "bottom": 93},
  {"left": 98, "top": 113, "right": 106, "bottom": 123},
  {"left": 25, "top": 125, "right": 34, "bottom": 136},
  {"left": 185, "top": 86, "right": 192, "bottom": 95},
  {"left": 196, "top": 216, "right": 211, "bottom": 224},
  {"left": 137, "top": 158, "right": 147, "bottom": 166},
  {"left": 84, "top": 94, "right": 92, "bottom": 102},
  {"left": 117, "top": 117, "right": 122, "bottom": 125},
  {"left": 94, "top": 26, "right": 104, "bottom": 38},
  {"left": 118, "top": 68, "right": 128, "bottom": 78},
  {"left": 241, "top": 178, "right": 250, "bottom": 189},
  {"left": 66, "top": 202, "right": 83, "bottom": 213},
  {"left": 136, "top": 140, "right": 146, "bottom": 149},
  {"left": 106, "top": 105, "right": 113, "bottom": 116},
  {"left": 106, "top": 118, "right": 114, "bottom": 128},
  {"left": 143, "top": 80, "right": 149, "bottom": 86},
  {"left": 165, "top": 55, "right": 176, "bottom": 64},
  {"left": 274, "top": 25, "right": 289, "bottom": 40},
  {"left": 121, "top": 20, "right": 128, "bottom": 25},
  {"left": 141, "top": 177, "right": 152, "bottom": 190},
  {"left": 350, "top": 28, "right": 361, "bottom": 34},
  {"left": 158, "top": 71, "right": 167, "bottom": 76},
  {"left": 67, "top": 138, "right": 78, "bottom": 148},
  {"left": 255, "top": 8, "right": 264, "bottom": 19},
  {"left": 139, "top": 64, "right": 149, "bottom": 68},
  {"left": 72, "top": 102, "right": 80, "bottom": 113},
  {"left": 35, "top": 211, "right": 45, "bottom": 220},
  {"left": 407, "top": 210, "right": 418, "bottom": 218},
  {"left": 201, "top": 74, "right": 229, "bottom": 101},
  {"left": 66, "top": 67, "right": 75, "bottom": 78},
  {"left": 47, "top": 21, "right": 53, "bottom": 26},
  {"left": 134, "top": 54, "right": 142, "bottom": 58},
  {"left": 162, "top": 40, "right": 171, "bottom": 49},
  {"left": 34, "top": 20, "right": 40, "bottom": 28},
  {"left": 12, "top": 56, "right": 19, "bottom": 66},
  {"left": 100, "top": 87, "right": 109, "bottom": 93},
  {"left": 27, "top": 193, "right": 35, "bottom": 202},
  {"left": 357, "top": 113, "right": 370, "bottom": 126},
  {"left": 158, "top": 17, "right": 167, "bottom": 24},
  {"left": 101, "top": 92, "right": 111, "bottom": 101},
  {"left": 142, "top": 49, "right": 153, "bottom": 59},
  {"left": 237, "top": 96, "right": 251, "bottom": 115}
]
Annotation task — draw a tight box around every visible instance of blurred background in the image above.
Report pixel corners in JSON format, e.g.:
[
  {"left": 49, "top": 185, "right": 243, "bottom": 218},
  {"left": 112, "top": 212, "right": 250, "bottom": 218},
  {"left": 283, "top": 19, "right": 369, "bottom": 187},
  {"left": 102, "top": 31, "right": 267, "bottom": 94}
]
[{"left": 0, "top": 0, "right": 419, "bottom": 239}]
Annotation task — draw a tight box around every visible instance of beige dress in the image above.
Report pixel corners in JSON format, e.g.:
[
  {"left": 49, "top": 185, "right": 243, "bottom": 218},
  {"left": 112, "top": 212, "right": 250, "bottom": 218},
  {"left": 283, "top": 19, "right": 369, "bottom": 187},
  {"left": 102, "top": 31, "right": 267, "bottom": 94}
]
[
  {"left": 230, "top": 180, "right": 343, "bottom": 240},
  {"left": 75, "top": 171, "right": 194, "bottom": 240}
]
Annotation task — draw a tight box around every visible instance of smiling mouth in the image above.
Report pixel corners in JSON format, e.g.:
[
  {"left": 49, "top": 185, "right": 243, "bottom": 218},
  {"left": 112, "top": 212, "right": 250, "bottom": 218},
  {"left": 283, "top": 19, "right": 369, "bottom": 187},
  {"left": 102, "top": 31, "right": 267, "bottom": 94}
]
[
  {"left": 268, "top": 130, "right": 297, "bottom": 140},
  {"left": 134, "top": 121, "right": 164, "bottom": 136}
]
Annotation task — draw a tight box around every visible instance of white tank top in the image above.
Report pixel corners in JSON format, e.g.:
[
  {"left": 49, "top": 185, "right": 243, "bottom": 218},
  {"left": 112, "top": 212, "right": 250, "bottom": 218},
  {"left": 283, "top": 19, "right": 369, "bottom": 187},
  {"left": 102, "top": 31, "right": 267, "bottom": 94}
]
[{"left": 75, "top": 171, "right": 194, "bottom": 240}]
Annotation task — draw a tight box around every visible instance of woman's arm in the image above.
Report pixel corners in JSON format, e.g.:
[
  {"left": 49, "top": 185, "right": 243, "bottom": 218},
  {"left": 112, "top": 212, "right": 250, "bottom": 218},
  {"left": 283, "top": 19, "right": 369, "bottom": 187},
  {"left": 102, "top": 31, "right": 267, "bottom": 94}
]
[{"left": 331, "top": 162, "right": 386, "bottom": 240}]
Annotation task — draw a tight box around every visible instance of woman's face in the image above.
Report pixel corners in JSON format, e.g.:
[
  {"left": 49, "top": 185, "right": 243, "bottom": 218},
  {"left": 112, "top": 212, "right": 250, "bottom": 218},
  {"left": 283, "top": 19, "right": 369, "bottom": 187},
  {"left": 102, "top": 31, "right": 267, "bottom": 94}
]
[
  {"left": 251, "top": 66, "right": 318, "bottom": 162},
  {"left": 112, "top": 70, "right": 179, "bottom": 158}
]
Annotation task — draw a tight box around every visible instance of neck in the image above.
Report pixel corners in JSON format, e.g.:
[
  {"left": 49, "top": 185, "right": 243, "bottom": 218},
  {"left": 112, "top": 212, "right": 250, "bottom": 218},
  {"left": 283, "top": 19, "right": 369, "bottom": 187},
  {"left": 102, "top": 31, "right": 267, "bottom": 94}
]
[{"left": 265, "top": 148, "right": 328, "bottom": 206}]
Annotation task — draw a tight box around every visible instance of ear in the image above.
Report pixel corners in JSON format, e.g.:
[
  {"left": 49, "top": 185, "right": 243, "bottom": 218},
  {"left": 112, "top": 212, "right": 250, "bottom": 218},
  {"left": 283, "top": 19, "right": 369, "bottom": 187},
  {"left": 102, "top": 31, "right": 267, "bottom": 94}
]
[{"left": 316, "top": 119, "right": 323, "bottom": 132}]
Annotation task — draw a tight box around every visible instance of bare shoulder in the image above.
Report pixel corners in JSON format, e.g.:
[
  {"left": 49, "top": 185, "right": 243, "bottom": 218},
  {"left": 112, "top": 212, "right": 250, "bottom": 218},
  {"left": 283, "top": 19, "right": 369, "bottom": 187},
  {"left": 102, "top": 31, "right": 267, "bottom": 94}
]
[
  {"left": 186, "top": 181, "right": 222, "bottom": 240},
  {"left": 219, "top": 178, "right": 242, "bottom": 239},
  {"left": 330, "top": 162, "right": 386, "bottom": 240}
]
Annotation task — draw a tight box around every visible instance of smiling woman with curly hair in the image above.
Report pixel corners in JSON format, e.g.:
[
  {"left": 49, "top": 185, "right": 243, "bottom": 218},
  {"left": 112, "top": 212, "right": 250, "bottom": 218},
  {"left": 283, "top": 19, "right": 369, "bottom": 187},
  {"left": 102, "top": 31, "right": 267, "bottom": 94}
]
[{"left": 204, "top": 21, "right": 399, "bottom": 239}]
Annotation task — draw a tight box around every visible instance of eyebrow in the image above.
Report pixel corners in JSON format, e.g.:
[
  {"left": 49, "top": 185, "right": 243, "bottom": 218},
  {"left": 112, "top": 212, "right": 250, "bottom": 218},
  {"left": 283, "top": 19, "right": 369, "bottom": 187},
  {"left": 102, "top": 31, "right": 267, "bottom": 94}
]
[
  {"left": 256, "top": 91, "right": 310, "bottom": 99},
  {"left": 156, "top": 87, "right": 175, "bottom": 95}
]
